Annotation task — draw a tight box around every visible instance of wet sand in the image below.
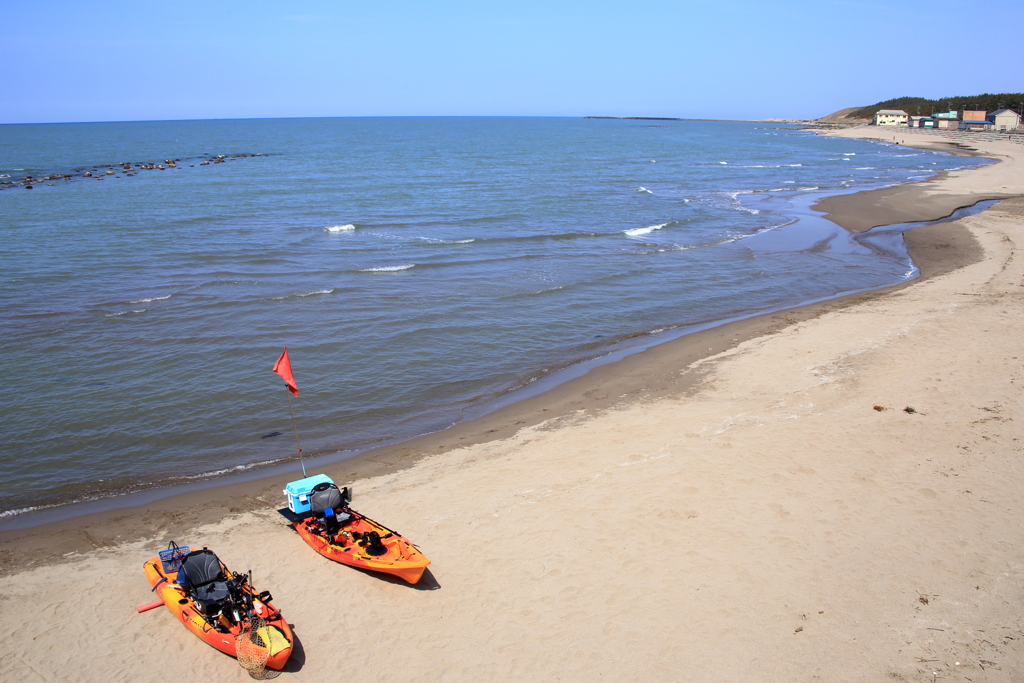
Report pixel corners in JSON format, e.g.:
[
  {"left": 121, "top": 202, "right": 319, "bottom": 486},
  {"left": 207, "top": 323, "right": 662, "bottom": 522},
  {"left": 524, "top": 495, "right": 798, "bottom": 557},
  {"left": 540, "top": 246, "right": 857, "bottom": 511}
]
[{"left": 2, "top": 125, "right": 1024, "bottom": 682}]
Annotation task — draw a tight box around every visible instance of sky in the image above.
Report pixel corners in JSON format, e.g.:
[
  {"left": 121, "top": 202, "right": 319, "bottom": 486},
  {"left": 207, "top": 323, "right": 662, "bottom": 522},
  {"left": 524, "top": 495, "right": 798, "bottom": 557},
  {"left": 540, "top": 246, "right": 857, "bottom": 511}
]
[{"left": 2, "top": 0, "right": 1022, "bottom": 124}]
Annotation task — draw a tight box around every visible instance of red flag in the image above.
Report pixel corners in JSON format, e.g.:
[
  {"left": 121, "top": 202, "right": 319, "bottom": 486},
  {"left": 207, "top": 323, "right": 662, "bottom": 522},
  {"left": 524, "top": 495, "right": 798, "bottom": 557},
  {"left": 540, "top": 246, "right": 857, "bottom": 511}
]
[{"left": 273, "top": 347, "right": 298, "bottom": 396}]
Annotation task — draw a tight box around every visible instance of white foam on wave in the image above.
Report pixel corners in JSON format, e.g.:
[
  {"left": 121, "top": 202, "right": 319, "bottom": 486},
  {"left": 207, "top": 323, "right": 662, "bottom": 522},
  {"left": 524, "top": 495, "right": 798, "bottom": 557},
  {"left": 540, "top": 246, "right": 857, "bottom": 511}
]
[
  {"left": 624, "top": 222, "right": 670, "bottom": 237},
  {"left": 270, "top": 288, "right": 335, "bottom": 300},
  {"left": 640, "top": 228, "right": 767, "bottom": 254},
  {"left": 105, "top": 309, "right": 146, "bottom": 317},
  {"left": 325, "top": 224, "right": 356, "bottom": 232},
  {"left": 513, "top": 285, "right": 567, "bottom": 298},
  {"left": 786, "top": 163, "right": 803, "bottom": 167},
  {"left": 726, "top": 191, "right": 760, "bottom": 214},
  {"left": 799, "top": 186, "right": 820, "bottom": 191},
  {"left": 636, "top": 187, "right": 653, "bottom": 194},
  {"left": 783, "top": 180, "right": 796, "bottom": 183},
  {"left": 719, "top": 161, "right": 728, "bottom": 165},
  {"left": 418, "top": 237, "right": 476, "bottom": 244},
  {"left": 360, "top": 264, "right": 415, "bottom": 272},
  {"left": 855, "top": 167, "right": 875, "bottom": 170},
  {"left": 637, "top": 215, "right": 791, "bottom": 253},
  {"left": 629, "top": 244, "right": 695, "bottom": 255},
  {"left": 0, "top": 505, "right": 42, "bottom": 518},
  {"left": 180, "top": 458, "right": 281, "bottom": 480},
  {"left": 129, "top": 294, "right": 172, "bottom": 304},
  {"left": 729, "top": 219, "right": 798, "bottom": 244}
]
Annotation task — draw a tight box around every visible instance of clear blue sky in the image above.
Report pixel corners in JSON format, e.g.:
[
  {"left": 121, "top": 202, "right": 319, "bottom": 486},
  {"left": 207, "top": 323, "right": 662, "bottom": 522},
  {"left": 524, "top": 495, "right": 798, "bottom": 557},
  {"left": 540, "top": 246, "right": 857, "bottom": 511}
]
[{"left": 3, "top": 0, "right": 1021, "bottom": 124}]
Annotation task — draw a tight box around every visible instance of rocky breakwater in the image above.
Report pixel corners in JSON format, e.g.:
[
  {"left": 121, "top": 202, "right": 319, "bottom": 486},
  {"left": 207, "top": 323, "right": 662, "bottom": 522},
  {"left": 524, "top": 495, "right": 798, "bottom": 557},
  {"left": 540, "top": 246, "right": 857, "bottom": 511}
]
[{"left": 0, "top": 152, "right": 267, "bottom": 191}]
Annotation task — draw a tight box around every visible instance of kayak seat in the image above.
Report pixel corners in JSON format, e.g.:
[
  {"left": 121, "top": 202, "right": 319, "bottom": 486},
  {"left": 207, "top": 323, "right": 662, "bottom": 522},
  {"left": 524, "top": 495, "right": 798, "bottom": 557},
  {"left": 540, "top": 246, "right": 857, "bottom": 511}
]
[
  {"left": 309, "top": 483, "right": 353, "bottom": 533},
  {"left": 177, "top": 549, "right": 231, "bottom": 615}
]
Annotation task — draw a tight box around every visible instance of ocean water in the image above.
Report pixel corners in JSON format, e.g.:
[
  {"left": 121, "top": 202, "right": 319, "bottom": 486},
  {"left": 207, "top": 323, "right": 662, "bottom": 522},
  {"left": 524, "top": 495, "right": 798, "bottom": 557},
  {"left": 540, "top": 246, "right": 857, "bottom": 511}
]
[{"left": 0, "top": 117, "right": 987, "bottom": 516}]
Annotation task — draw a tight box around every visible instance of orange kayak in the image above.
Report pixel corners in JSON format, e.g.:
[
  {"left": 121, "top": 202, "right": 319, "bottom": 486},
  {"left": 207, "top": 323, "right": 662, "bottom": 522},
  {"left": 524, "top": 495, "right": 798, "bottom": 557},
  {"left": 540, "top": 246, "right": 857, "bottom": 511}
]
[
  {"left": 143, "top": 546, "right": 293, "bottom": 670},
  {"left": 293, "top": 510, "right": 430, "bottom": 584}
]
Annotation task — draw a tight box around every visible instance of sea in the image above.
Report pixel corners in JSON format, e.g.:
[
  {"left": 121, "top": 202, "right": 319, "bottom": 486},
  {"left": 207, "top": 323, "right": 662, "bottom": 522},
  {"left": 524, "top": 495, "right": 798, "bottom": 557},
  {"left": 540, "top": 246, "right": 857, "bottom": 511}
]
[{"left": 0, "top": 117, "right": 989, "bottom": 519}]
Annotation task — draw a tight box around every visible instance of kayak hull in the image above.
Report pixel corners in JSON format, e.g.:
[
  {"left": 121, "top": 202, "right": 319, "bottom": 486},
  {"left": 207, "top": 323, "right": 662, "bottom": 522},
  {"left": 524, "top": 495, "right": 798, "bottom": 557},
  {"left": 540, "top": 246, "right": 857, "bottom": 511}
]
[
  {"left": 143, "top": 554, "right": 293, "bottom": 670},
  {"left": 293, "top": 513, "right": 430, "bottom": 584}
]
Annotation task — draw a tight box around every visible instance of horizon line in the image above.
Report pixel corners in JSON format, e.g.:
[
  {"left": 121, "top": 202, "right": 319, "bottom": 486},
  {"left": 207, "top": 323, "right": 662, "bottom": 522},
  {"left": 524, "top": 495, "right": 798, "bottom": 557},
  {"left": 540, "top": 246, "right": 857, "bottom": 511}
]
[{"left": 0, "top": 114, "right": 785, "bottom": 127}]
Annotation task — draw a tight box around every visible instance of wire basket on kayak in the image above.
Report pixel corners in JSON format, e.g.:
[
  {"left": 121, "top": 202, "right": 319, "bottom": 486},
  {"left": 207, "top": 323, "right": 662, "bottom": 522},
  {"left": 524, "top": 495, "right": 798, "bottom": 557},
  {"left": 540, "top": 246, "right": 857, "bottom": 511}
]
[{"left": 158, "top": 543, "right": 191, "bottom": 573}]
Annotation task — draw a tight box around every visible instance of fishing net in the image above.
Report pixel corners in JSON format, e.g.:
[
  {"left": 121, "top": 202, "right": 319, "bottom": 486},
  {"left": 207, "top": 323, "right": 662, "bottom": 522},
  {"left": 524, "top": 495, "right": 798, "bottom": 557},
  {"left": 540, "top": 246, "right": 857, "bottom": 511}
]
[{"left": 235, "top": 616, "right": 283, "bottom": 679}]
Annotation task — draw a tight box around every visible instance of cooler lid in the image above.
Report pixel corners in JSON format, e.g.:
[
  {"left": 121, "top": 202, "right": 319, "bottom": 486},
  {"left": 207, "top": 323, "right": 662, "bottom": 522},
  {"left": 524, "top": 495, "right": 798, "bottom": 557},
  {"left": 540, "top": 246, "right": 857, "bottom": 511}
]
[{"left": 284, "top": 473, "right": 334, "bottom": 495}]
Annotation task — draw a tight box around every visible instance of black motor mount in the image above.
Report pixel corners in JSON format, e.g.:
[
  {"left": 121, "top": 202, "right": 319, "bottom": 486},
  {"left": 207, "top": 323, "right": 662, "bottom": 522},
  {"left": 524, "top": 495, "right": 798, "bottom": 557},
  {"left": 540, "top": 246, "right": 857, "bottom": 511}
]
[{"left": 362, "top": 531, "right": 388, "bottom": 556}]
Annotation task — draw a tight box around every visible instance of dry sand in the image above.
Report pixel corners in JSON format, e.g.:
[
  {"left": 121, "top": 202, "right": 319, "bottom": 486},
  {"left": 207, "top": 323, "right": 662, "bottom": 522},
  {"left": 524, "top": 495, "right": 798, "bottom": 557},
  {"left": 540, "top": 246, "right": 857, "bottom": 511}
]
[{"left": 3, "top": 125, "right": 1024, "bottom": 683}]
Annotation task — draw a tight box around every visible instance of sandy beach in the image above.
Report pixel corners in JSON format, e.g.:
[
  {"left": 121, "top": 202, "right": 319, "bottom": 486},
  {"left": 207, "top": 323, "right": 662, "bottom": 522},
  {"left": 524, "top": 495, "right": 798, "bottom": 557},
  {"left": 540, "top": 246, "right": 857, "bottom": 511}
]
[{"left": 3, "top": 125, "right": 1024, "bottom": 682}]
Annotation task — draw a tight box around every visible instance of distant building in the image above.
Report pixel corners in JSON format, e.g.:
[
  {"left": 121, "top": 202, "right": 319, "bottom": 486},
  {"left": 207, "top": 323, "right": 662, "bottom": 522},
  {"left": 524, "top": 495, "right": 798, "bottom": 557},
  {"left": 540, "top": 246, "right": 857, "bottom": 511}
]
[
  {"left": 959, "top": 110, "right": 987, "bottom": 122},
  {"left": 960, "top": 118, "right": 992, "bottom": 131},
  {"left": 990, "top": 109, "right": 1021, "bottom": 131},
  {"left": 873, "top": 109, "right": 909, "bottom": 126},
  {"left": 929, "top": 110, "right": 963, "bottom": 128}
]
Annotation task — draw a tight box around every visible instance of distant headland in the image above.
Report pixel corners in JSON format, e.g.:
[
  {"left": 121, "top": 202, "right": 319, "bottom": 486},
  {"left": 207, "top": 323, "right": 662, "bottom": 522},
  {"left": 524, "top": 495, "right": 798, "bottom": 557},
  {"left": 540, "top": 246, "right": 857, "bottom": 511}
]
[{"left": 586, "top": 91, "right": 1024, "bottom": 129}]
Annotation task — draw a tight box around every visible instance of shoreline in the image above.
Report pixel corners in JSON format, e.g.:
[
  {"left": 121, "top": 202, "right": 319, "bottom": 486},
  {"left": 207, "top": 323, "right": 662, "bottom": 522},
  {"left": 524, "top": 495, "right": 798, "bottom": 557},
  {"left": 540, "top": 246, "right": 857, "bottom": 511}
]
[
  {"left": 0, "top": 125, "right": 1011, "bottom": 566},
  {"left": 4, "top": 125, "right": 1024, "bottom": 681}
]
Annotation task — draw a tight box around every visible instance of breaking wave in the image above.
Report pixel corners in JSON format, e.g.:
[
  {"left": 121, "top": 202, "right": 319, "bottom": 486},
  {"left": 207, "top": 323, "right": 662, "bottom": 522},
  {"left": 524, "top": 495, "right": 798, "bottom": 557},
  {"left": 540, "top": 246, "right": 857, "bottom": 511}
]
[
  {"left": 418, "top": 237, "right": 476, "bottom": 244},
  {"left": 360, "top": 264, "right": 415, "bottom": 272},
  {"left": 269, "top": 288, "right": 335, "bottom": 301},
  {"left": 624, "top": 222, "right": 671, "bottom": 237}
]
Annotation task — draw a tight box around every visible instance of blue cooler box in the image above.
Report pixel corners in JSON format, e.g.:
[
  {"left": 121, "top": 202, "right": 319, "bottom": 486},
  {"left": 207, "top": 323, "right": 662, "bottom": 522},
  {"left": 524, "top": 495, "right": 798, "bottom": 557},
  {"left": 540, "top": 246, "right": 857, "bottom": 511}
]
[{"left": 284, "top": 473, "right": 335, "bottom": 514}]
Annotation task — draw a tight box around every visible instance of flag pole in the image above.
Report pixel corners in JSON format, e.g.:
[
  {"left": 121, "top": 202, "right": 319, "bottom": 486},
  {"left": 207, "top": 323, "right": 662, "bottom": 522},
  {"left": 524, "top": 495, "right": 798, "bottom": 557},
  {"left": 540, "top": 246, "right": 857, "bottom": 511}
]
[
  {"left": 285, "top": 391, "right": 307, "bottom": 478},
  {"left": 272, "top": 346, "right": 306, "bottom": 478}
]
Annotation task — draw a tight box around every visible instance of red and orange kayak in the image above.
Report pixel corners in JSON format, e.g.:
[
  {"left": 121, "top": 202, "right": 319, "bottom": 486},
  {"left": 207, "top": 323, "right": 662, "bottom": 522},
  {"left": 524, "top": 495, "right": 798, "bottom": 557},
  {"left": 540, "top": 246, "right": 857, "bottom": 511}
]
[
  {"left": 143, "top": 549, "right": 293, "bottom": 670},
  {"left": 293, "top": 511, "right": 431, "bottom": 584}
]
